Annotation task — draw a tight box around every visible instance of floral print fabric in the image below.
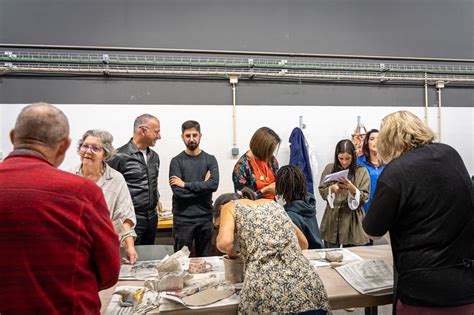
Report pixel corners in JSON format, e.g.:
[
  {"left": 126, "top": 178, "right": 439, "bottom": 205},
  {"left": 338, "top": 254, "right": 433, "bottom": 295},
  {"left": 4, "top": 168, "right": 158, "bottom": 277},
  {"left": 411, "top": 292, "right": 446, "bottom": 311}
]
[
  {"left": 234, "top": 201, "right": 330, "bottom": 314},
  {"left": 232, "top": 152, "right": 279, "bottom": 194}
]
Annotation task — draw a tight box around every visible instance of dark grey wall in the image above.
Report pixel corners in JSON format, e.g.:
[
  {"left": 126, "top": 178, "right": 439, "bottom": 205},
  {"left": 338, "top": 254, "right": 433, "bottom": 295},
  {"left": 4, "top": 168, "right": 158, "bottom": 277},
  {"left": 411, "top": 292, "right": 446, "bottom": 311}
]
[
  {"left": 0, "top": 77, "right": 455, "bottom": 107},
  {"left": 1, "top": 0, "right": 473, "bottom": 106}
]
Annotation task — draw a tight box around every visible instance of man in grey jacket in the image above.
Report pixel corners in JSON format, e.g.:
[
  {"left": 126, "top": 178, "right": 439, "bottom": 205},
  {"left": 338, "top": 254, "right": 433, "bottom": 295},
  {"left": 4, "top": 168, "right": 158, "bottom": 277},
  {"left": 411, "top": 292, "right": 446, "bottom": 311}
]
[
  {"left": 169, "top": 120, "right": 219, "bottom": 256},
  {"left": 108, "top": 114, "right": 161, "bottom": 245}
]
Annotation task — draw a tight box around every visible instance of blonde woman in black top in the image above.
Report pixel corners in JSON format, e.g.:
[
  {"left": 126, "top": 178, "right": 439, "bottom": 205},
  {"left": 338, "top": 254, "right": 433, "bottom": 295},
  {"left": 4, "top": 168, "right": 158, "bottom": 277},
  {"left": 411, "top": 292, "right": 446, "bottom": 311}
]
[{"left": 363, "top": 111, "right": 474, "bottom": 314}]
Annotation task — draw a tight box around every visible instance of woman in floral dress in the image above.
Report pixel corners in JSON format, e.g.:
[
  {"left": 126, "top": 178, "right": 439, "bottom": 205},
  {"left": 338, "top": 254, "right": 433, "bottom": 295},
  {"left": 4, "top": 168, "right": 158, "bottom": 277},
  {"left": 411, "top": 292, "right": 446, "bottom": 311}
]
[{"left": 213, "top": 188, "right": 330, "bottom": 314}]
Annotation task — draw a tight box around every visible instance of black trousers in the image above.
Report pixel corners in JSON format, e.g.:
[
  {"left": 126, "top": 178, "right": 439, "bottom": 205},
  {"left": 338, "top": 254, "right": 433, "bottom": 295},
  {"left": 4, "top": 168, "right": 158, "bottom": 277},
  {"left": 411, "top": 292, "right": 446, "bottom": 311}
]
[
  {"left": 173, "top": 221, "right": 214, "bottom": 257},
  {"left": 135, "top": 213, "right": 158, "bottom": 245}
]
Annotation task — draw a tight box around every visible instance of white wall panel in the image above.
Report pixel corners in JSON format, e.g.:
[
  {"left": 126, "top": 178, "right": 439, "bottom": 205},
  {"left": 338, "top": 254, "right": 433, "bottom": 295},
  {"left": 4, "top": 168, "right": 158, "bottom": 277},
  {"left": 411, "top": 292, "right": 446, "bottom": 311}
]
[{"left": 2, "top": 104, "right": 472, "bottom": 224}]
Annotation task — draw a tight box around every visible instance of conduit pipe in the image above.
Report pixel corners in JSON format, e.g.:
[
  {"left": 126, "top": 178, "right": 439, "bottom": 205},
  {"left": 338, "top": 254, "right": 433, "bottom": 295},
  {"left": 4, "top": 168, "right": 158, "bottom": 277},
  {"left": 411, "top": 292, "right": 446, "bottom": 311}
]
[
  {"left": 424, "top": 73, "right": 428, "bottom": 124},
  {"left": 2, "top": 43, "right": 474, "bottom": 63},
  {"left": 436, "top": 81, "right": 445, "bottom": 141},
  {"left": 2, "top": 54, "right": 474, "bottom": 76},
  {"left": 3, "top": 65, "right": 474, "bottom": 84},
  {"left": 229, "top": 76, "right": 239, "bottom": 156}
]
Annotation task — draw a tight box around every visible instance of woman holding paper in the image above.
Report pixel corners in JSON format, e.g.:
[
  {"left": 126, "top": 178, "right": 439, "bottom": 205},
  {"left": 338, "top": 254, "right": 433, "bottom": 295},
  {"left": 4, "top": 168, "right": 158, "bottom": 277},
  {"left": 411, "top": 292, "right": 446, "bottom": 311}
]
[{"left": 318, "top": 139, "right": 370, "bottom": 247}]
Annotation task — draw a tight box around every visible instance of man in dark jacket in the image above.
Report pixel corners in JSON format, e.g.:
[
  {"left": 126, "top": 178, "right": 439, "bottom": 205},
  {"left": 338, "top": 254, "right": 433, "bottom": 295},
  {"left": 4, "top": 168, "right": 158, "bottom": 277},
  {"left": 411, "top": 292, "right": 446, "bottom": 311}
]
[
  {"left": 276, "top": 165, "right": 323, "bottom": 249},
  {"left": 169, "top": 120, "right": 219, "bottom": 256},
  {"left": 108, "top": 114, "right": 161, "bottom": 245}
]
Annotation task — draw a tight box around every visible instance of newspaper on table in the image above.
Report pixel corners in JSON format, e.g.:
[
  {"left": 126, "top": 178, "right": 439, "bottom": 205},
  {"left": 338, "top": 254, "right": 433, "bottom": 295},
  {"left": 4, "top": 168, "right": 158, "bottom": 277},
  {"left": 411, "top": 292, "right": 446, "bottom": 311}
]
[
  {"left": 111, "top": 256, "right": 231, "bottom": 313},
  {"left": 119, "top": 260, "right": 161, "bottom": 280},
  {"left": 335, "top": 259, "right": 393, "bottom": 295},
  {"left": 120, "top": 246, "right": 192, "bottom": 280},
  {"left": 303, "top": 248, "right": 363, "bottom": 267},
  {"left": 104, "top": 285, "right": 160, "bottom": 315}
]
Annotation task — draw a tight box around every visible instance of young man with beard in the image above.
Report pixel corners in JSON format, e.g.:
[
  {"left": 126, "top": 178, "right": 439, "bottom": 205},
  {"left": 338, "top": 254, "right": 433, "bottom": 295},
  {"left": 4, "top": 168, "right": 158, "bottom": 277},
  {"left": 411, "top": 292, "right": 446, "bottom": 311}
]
[{"left": 169, "top": 120, "right": 219, "bottom": 256}]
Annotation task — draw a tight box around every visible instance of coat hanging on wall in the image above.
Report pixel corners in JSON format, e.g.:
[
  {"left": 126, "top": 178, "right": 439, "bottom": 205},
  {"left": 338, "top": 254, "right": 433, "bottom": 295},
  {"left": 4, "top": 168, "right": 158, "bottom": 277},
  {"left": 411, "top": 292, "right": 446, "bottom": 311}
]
[{"left": 289, "top": 127, "right": 314, "bottom": 194}]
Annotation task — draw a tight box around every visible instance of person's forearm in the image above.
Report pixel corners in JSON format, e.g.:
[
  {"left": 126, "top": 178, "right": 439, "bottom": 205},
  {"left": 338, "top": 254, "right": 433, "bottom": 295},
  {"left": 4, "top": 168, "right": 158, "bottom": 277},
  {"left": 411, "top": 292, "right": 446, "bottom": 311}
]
[
  {"left": 122, "top": 221, "right": 136, "bottom": 247},
  {"left": 185, "top": 178, "right": 218, "bottom": 192},
  {"left": 216, "top": 237, "right": 234, "bottom": 255},
  {"left": 123, "top": 235, "right": 135, "bottom": 248},
  {"left": 123, "top": 221, "right": 133, "bottom": 231},
  {"left": 171, "top": 186, "right": 202, "bottom": 198}
]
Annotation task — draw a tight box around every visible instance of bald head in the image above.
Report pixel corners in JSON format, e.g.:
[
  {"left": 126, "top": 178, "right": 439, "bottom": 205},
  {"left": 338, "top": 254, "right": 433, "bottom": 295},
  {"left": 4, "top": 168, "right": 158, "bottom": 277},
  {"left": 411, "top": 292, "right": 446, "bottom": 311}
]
[
  {"left": 133, "top": 114, "right": 159, "bottom": 134},
  {"left": 13, "top": 103, "right": 69, "bottom": 147}
]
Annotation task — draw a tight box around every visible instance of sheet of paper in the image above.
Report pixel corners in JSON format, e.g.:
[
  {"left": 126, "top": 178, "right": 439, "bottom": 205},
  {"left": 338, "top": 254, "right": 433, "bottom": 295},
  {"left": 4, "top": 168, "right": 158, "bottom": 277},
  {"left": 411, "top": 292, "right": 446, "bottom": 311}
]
[
  {"left": 119, "top": 256, "right": 225, "bottom": 281},
  {"left": 119, "top": 260, "right": 161, "bottom": 280},
  {"left": 323, "top": 169, "right": 349, "bottom": 183},
  {"left": 335, "top": 259, "right": 394, "bottom": 295}
]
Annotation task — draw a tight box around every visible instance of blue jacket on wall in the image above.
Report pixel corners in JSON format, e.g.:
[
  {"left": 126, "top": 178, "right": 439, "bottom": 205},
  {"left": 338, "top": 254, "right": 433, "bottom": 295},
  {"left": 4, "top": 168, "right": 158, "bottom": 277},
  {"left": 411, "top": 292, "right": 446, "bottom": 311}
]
[{"left": 289, "top": 127, "right": 314, "bottom": 194}]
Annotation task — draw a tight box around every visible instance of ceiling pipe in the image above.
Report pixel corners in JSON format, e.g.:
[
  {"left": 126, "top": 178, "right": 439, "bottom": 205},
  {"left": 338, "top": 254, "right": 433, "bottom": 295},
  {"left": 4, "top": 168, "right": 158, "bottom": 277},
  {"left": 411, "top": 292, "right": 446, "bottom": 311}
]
[
  {"left": 2, "top": 54, "right": 473, "bottom": 75},
  {"left": 229, "top": 76, "right": 239, "bottom": 157},
  {"left": 1, "top": 43, "right": 473, "bottom": 63},
  {"left": 3, "top": 66, "right": 474, "bottom": 84},
  {"left": 436, "top": 81, "right": 445, "bottom": 141},
  {"left": 424, "top": 73, "right": 429, "bottom": 124}
]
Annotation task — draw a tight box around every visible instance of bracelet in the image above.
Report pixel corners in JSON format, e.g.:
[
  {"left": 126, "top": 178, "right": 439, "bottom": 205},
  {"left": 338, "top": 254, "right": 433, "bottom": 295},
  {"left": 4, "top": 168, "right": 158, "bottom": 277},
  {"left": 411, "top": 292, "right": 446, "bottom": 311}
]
[{"left": 119, "top": 231, "right": 133, "bottom": 245}]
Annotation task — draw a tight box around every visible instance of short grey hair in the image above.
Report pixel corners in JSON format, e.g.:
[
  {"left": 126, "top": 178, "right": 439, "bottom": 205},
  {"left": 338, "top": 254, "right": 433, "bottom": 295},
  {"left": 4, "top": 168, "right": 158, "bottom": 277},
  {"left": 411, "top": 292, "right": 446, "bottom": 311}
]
[
  {"left": 77, "top": 129, "right": 116, "bottom": 160},
  {"left": 14, "top": 102, "right": 69, "bottom": 147},
  {"left": 133, "top": 114, "right": 158, "bottom": 134}
]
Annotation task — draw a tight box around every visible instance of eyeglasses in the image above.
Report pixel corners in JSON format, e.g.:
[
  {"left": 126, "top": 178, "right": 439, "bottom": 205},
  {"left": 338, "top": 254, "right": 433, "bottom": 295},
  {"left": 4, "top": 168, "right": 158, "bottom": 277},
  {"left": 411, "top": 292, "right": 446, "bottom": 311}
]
[
  {"left": 139, "top": 125, "right": 160, "bottom": 136},
  {"left": 80, "top": 144, "right": 103, "bottom": 154}
]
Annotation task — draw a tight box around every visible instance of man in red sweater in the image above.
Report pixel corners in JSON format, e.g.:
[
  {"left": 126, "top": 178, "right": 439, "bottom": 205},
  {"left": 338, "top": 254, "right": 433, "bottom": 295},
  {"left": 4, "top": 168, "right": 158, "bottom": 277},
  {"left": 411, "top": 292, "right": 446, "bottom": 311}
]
[{"left": 0, "top": 103, "right": 120, "bottom": 315}]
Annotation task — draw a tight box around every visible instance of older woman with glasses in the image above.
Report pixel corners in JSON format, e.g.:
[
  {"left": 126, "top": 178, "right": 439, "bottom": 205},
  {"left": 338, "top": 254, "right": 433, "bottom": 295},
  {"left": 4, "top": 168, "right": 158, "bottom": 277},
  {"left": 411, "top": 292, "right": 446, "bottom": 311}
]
[{"left": 71, "top": 130, "right": 138, "bottom": 264}]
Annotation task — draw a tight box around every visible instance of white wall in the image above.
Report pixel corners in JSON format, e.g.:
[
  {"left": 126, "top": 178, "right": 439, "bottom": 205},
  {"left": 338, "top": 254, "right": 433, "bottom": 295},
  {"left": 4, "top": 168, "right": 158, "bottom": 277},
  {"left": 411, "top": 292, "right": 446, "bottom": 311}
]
[{"left": 1, "top": 104, "right": 473, "bottom": 224}]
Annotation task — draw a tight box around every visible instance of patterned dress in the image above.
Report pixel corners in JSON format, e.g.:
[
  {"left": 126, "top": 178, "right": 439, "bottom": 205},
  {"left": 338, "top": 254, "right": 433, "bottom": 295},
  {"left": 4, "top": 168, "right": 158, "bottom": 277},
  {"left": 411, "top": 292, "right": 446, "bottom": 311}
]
[{"left": 234, "top": 200, "right": 330, "bottom": 314}]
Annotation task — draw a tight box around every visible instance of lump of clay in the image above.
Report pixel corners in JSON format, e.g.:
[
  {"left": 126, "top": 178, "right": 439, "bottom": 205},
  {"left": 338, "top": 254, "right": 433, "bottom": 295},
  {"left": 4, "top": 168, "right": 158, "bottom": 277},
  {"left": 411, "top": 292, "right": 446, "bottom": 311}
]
[
  {"left": 156, "top": 257, "right": 181, "bottom": 274},
  {"left": 325, "top": 251, "right": 343, "bottom": 262},
  {"left": 113, "top": 289, "right": 137, "bottom": 307}
]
